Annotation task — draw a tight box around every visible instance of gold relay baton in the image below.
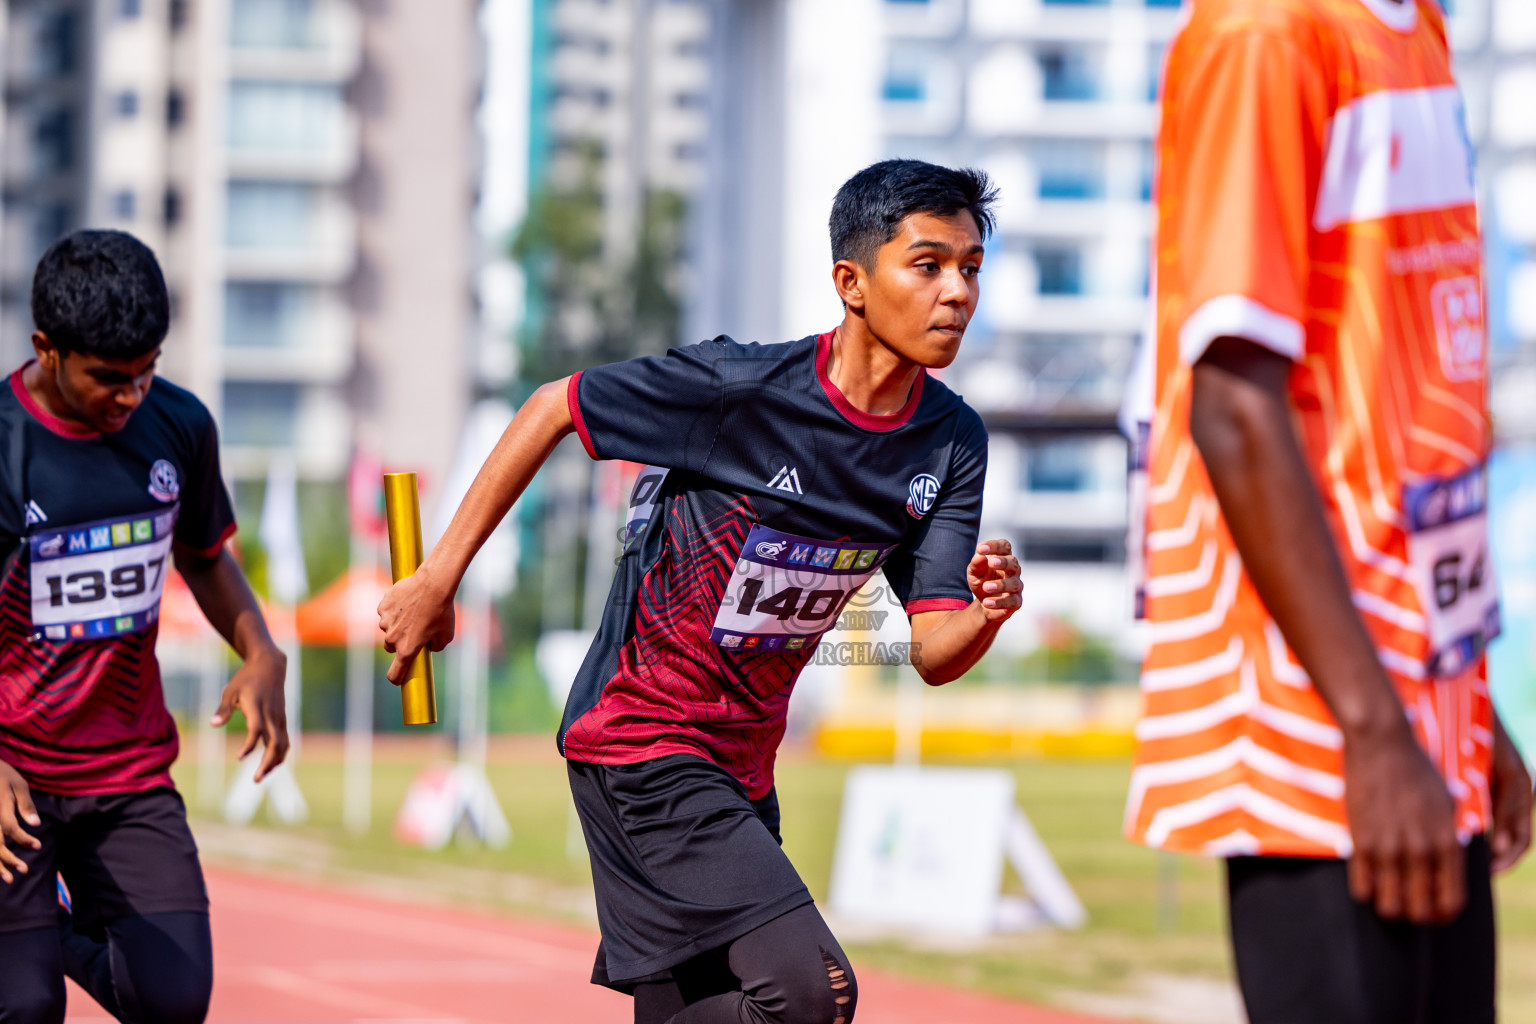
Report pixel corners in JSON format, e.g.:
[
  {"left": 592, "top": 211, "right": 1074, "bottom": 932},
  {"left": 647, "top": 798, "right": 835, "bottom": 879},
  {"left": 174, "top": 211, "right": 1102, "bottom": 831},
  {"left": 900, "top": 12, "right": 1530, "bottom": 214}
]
[{"left": 383, "top": 472, "right": 438, "bottom": 726}]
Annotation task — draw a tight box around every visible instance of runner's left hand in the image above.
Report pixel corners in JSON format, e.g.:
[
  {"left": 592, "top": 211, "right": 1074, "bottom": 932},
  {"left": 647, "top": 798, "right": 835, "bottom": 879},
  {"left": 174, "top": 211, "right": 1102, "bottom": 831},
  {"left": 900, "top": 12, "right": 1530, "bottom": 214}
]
[
  {"left": 212, "top": 645, "right": 290, "bottom": 783},
  {"left": 967, "top": 539, "right": 1022, "bottom": 622},
  {"left": 1491, "top": 720, "right": 1533, "bottom": 874}
]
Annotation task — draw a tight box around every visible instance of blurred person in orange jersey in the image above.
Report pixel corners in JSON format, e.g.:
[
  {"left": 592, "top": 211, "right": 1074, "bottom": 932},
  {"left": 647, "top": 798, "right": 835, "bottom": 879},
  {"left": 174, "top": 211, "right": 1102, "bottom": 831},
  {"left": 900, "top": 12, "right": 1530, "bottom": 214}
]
[{"left": 1125, "top": 0, "right": 1533, "bottom": 1020}]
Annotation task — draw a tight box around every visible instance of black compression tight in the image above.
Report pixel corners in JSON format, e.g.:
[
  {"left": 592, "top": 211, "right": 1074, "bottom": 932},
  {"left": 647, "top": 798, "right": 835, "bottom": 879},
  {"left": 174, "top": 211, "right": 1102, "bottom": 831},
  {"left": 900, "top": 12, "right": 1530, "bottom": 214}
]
[
  {"left": 0, "top": 911, "right": 212, "bottom": 1024},
  {"left": 632, "top": 904, "right": 857, "bottom": 1024}
]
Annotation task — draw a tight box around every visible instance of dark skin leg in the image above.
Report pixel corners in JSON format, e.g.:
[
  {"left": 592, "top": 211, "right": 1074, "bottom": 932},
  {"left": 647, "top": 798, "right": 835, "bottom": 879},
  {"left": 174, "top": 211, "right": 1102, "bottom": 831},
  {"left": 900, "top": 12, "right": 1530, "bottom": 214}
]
[{"left": 1189, "top": 337, "right": 1533, "bottom": 924}]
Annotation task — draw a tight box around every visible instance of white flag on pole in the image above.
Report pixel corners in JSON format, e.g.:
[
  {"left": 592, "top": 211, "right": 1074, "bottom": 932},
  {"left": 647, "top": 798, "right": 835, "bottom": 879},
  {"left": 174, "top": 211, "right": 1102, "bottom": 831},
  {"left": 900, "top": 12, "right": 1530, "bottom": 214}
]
[
  {"left": 260, "top": 456, "right": 308, "bottom": 603},
  {"left": 228, "top": 456, "right": 309, "bottom": 825}
]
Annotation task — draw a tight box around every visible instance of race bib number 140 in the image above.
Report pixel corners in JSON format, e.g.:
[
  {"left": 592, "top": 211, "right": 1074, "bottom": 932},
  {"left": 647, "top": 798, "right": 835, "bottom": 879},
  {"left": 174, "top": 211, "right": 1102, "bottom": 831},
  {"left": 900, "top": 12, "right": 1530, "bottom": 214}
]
[
  {"left": 29, "top": 505, "right": 178, "bottom": 642},
  {"left": 1404, "top": 467, "right": 1500, "bottom": 678},
  {"left": 710, "top": 524, "right": 894, "bottom": 652}
]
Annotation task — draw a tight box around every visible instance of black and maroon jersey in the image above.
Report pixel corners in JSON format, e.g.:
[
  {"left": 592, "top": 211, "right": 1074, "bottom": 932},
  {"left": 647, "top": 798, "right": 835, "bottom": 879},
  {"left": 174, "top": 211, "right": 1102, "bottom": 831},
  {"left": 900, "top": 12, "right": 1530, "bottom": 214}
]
[
  {"left": 0, "top": 364, "right": 235, "bottom": 796},
  {"left": 559, "top": 331, "right": 987, "bottom": 798}
]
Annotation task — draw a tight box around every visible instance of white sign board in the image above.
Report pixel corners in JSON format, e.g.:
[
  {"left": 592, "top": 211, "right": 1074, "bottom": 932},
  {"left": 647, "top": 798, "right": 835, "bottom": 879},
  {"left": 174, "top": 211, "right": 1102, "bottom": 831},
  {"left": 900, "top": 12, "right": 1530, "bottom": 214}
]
[
  {"left": 394, "top": 762, "right": 512, "bottom": 851},
  {"left": 829, "top": 766, "right": 1015, "bottom": 937},
  {"left": 828, "top": 765, "right": 1087, "bottom": 937}
]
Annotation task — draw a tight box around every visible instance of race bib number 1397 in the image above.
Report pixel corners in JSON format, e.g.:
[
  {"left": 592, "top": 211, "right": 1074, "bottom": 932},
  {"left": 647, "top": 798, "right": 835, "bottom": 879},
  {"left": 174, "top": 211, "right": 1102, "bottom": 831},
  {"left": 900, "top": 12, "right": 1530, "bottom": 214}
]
[
  {"left": 29, "top": 505, "right": 178, "bottom": 642},
  {"left": 710, "top": 525, "right": 895, "bottom": 653}
]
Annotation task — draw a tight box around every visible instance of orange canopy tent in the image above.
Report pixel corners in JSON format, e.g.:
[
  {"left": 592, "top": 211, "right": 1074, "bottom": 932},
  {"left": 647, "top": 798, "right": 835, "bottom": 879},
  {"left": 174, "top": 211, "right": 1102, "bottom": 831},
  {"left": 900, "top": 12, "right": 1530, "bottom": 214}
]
[
  {"left": 294, "top": 565, "right": 479, "bottom": 647},
  {"left": 296, "top": 565, "right": 396, "bottom": 646},
  {"left": 156, "top": 565, "right": 482, "bottom": 648},
  {"left": 158, "top": 570, "right": 220, "bottom": 641}
]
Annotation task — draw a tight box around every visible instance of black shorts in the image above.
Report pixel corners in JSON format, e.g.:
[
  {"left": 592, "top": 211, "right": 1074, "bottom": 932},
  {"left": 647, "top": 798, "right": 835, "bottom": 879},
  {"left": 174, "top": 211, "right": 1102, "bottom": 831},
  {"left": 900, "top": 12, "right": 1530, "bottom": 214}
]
[
  {"left": 567, "top": 754, "right": 815, "bottom": 992},
  {"left": 0, "top": 786, "right": 208, "bottom": 935},
  {"left": 1227, "top": 835, "right": 1494, "bottom": 1024}
]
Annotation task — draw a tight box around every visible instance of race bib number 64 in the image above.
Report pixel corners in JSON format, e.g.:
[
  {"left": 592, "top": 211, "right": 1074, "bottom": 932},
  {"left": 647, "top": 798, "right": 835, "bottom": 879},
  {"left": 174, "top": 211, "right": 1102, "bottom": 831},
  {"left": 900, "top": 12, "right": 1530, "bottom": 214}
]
[
  {"left": 710, "top": 525, "right": 894, "bottom": 653},
  {"left": 29, "top": 505, "right": 178, "bottom": 641},
  {"left": 1404, "top": 467, "right": 1500, "bottom": 677}
]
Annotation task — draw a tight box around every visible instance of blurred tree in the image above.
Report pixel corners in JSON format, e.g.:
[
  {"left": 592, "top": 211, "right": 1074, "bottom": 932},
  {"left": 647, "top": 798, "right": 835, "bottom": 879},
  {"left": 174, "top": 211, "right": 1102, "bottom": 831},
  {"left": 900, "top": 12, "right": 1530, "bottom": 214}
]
[
  {"left": 506, "top": 142, "right": 691, "bottom": 652},
  {"left": 511, "top": 143, "right": 689, "bottom": 382}
]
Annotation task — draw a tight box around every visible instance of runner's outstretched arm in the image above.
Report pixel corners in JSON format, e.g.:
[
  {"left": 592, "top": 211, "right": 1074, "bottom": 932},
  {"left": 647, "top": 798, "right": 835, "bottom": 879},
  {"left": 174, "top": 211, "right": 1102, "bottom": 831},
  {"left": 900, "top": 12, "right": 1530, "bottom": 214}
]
[
  {"left": 378, "top": 378, "right": 575, "bottom": 682},
  {"left": 907, "top": 538, "right": 1022, "bottom": 685},
  {"left": 176, "top": 545, "right": 290, "bottom": 781},
  {"left": 1191, "top": 335, "right": 1463, "bottom": 925}
]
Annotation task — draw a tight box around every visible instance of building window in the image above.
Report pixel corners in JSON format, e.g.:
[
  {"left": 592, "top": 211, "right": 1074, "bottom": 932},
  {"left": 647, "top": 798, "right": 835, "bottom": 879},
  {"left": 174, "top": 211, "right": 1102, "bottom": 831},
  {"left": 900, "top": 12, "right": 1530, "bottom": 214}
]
[
  {"left": 163, "top": 188, "right": 183, "bottom": 228},
  {"left": 224, "top": 282, "right": 312, "bottom": 349},
  {"left": 230, "top": 0, "right": 319, "bottom": 50},
  {"left": 112, "top": 190, "right": 137, "bottom": 220},
  {"left": 1023, "top": 537, "right": 1119, "bottom": 563},
  {"left": 227, "top": 81, "right": 345, "bottom": 154},
  {"left": 170, "top": 0, "right": 189, "bottom": 31},
  {"left": 884, "top": 70, "right": 926, "bottom": 102},
  {"left": 226, "top": 182, "right": 316, "bottom": 249},
  {"left": 884, "top": 45, "right": 932, "bottom": 103},
  {"left": 167, "top": 89, "right": 186, "bottom": 128},
  {"left": 114, "top": 90, "right": 140, "bottom": 118},
  {"left": 1040, "top": 50, "right": 1100, "bottom": 102},
  {"left": 1027, "top": 439, "right": 1092, "bottom": 492},
  {"left": 222, "top": 382, "right": 301, "bottom": 448},
  {"left": 34, "top": 206, "right": 73, "bottom": 257},
  {"left": 120, "top": 0, "right": 142, "bottom": 18},
  {"left": 1035, "top": 141, "right": 1105, "bottom": 200},
  {"left": 34, "top": 110, "right": 74, "bottom": 174},
  {"left": 1036, "top": 248, "right": 1083, "bottom": 295},
  {"left": 39, "top": 12, "right": 77, "bottom": 77}
]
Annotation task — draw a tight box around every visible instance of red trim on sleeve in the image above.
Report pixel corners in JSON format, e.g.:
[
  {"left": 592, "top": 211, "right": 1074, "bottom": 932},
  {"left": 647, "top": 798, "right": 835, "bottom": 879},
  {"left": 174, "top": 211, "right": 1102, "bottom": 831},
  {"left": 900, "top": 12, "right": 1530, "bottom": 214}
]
[
  {"left": 905, "top": 598, "right": 971, "bottom": 615},
  {"left": 567, "top": 372, "right": 598, "bottom": 459},
  {"left": 11, "top": 363, "right": 100, "bottom": 440},
  {"left": 815, "top": 331, "right": 925, "bottom": 432},
  {"left": 187, "top": 521, "right": 238, "bottom": 559}
]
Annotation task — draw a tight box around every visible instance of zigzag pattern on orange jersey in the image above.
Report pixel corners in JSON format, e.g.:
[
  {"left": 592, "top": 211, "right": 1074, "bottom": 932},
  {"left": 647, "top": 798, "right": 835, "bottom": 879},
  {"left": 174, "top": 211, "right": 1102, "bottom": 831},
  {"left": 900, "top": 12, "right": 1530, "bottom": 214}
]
[{"left": 1127, "top": 0, "right": 1495, "bottom": 858}]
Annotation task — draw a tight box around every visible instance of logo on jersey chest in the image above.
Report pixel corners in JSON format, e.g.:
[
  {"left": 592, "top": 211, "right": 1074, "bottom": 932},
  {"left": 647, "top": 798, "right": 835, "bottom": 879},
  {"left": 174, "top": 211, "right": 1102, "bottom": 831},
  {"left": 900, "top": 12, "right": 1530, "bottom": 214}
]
[
  {"left": 148, "top": 460, "right": 180, "bottom": 503},
  {"left": 906, "top": 474, "right": 940, "bottom": 520},
  {"left": 767, "top": 465, "right": 803, "bottom": 495},
  {"left": 1430, "top": 277, "right": 1486, "bottom": 383}
]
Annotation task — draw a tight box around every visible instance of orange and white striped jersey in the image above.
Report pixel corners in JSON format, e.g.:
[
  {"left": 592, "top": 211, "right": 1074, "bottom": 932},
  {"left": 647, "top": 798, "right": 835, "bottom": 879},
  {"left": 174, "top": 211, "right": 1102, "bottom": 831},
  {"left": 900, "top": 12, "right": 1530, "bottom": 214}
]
[{"left": 1126, "top": 0, "right": 1497, "bottom": 858}]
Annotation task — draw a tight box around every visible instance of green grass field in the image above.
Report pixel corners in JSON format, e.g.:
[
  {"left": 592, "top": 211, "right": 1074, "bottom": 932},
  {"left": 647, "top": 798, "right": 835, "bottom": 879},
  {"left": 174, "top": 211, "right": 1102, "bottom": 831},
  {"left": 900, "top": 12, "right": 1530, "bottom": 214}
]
[{"left": 179, "top": 740, "right": 1536, "bottom": 1021}]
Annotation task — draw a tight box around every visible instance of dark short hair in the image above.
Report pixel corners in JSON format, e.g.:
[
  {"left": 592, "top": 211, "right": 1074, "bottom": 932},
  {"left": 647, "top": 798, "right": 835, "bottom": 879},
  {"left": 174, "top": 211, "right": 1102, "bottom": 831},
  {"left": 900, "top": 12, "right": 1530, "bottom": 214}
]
[
  {"left": 830, "top": 159, "right": 998, "bottom": 271},
  {"left": 30, "top": 230, "right": 170, "bottom": 360}
]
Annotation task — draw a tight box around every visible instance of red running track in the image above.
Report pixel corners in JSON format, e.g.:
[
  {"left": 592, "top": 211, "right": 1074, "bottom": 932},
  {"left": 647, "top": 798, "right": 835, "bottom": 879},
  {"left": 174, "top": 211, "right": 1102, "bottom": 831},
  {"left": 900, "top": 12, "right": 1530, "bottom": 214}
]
[{"left": 63, "top": 867, "right": 1114, "bottom": 1024}]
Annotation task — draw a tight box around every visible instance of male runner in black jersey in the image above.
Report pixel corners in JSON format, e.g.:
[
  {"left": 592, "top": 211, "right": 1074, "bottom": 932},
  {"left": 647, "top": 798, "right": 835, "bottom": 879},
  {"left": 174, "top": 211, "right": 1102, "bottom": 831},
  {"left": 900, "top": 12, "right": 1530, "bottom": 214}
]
[
  {"left": 380, "top": 160, "right": 1021, "bottom": 1024},
  {"left": 0, "top": 231, "right": 289, "bottom": 1024}
]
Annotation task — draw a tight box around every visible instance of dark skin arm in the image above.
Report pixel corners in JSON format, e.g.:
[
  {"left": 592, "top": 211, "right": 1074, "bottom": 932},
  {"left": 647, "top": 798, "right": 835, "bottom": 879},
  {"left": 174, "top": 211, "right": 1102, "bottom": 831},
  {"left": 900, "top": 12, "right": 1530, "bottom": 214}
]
[
  {"left": 1192, "top": 337, "right": 1463, "bottom": 924},
  {"left": 380, "top": 380, "right": 574, "bottom": 678},
  {"left": 175, "top": 545, "right": 290, "bottom": 782}
]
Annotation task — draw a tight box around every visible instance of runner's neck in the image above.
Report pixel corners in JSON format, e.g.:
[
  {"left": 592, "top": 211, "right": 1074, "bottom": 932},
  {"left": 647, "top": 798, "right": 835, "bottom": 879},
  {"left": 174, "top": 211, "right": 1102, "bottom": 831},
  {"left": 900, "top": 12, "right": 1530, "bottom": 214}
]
[
  {"left": 21, "top": 359, "right": 94, "bottom": 431},
  {"left": 825, "top": 324, "right": 923, "bottom": 418}
]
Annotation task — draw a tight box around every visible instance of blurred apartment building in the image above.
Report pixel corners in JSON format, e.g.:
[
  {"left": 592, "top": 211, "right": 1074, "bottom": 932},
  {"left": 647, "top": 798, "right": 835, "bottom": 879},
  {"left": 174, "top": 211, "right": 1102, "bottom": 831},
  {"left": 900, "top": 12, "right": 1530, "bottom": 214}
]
[
  {"left": 519, "top": 0, "right": 710, "bottom": 632},
  {"left": 694, "top": 0, "right": 1536, "bottom": 655},
  {"left": 528, "top": 0, "right": 708, "bottom": 264},
  {"left": 1452, "top": 0, "right": 1536, "bottom": 441},
  {"left": 0, "top": 0, "right": 484, "bottom": 512},
  {"left": 696, "top": 0, "right": 1177, "bottom": 653}
]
